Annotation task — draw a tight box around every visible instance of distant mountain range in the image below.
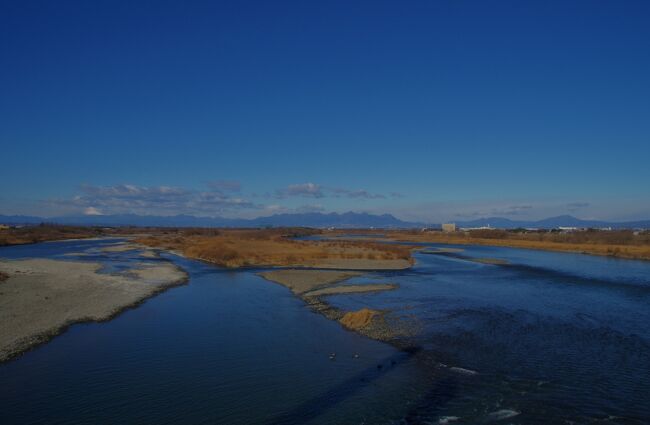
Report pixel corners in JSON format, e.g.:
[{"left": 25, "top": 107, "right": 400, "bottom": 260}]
[
  {"left": 1, "top": 212, "right": 649, "bottom": 229},
  {"left": 0, "top": 212, "right": 418, "bottom": 229},
  {"left": 453, "top": 215, "right": 650, "bottom": 230}
]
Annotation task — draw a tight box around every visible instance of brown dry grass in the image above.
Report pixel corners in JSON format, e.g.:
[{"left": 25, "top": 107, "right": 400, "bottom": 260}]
[
  {"left": 136, "top": 228, "right": 416, "bottom": 268},
  {"left": 382, "top": 229, "right": 650, "bottom": 261},
  {"left": 339, "top": 308, "right": 379, "bottom": 330},
  {"left": 0, "top": 224, "right": 103, "bottom": 246}
]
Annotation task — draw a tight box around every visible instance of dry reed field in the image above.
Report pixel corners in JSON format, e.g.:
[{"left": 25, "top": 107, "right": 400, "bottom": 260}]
[
  {"left": 135, "top": 228, "right": 415, "bottom": 268},
  {"left": 379, "top": 229, "right": 650, "bottom": 261},
  {"left": 0, "top": 224, "right": 102, "bottom": 246}
]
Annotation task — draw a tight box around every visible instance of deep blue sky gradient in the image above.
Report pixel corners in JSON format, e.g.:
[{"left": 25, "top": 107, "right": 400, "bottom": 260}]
[{"left": 1, "top": 1, "right": 649, "bottom": 220}]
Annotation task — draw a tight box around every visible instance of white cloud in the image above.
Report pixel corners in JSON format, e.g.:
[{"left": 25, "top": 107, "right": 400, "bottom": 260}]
[
  {"left": 44, "top": 183, "right": 262, "bottom": 217},
  {"left": 275, "top": 183, "right": 390, "bottom": 200},
  {"left": 83, "top": 207, "right": 103, "bottom": 216},
  {"left": 280, "top": 183, "right": 324, "bottom": 198}
]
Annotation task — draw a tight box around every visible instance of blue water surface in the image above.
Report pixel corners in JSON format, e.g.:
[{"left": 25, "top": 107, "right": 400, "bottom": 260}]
[{"left": 1, "top": 238, "right": 649, "bottom": 424}]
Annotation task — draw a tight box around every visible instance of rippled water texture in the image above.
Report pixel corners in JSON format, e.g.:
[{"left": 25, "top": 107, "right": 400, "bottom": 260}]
[{"left": 1, "top": 238, "right": 649, "bottom": 424}]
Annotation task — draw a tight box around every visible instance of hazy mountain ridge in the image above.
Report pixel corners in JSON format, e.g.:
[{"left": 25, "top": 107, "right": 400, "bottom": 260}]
[
  {"left": 0, "top": 212, "right": 422, "bottom": 228},
  {"left": 454, "top": 215, "right": 650, "bottom": 229},
  {"left": 1, "top": 213, "right": 649, "bottom": 229}
]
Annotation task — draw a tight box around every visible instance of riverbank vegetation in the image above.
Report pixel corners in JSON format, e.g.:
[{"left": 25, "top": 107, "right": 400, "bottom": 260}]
[
  {"left": 5, "top": 224, "right": 648, "bottom": 262},
  {"left": 348, "top": 228, "right": 650, "bottom": 261},
  {"left": 0, "top": 224, "right": 104, "bottom": 246},
  {"left": 135, "top": 228, "right": 416, "bottom": 269}
]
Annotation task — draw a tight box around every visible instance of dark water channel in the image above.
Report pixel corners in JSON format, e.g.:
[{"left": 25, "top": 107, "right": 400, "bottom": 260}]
[{"left": 1, "top": 238, "right": 649, "bottom": 424}]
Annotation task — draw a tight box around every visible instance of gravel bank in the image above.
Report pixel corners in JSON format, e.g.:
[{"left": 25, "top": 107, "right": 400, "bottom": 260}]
[
  {"left": 258, "top": 269, "right": 411, "bottom": 342},
  {"left": 0, "top": 258, "right": 187, "bottom": 362}
]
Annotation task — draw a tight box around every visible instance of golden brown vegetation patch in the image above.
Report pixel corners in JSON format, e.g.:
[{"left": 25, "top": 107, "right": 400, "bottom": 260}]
[
  {"left": 136, "top": 228, "right": 416, "bottom": 268},
  {"left": 0, "top": 224, "right": 103, "bottom": 246},
  {"left": 339, "top": 308, "right": 380, "bottom": 330},
  {"left": 379, "top": 229, "right": 650, "bottom": 261}
]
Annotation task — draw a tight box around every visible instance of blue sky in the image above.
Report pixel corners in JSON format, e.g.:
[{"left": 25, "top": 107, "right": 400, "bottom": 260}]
[{"left": 1, "top": 0, "right": 649, "bottom": 222}]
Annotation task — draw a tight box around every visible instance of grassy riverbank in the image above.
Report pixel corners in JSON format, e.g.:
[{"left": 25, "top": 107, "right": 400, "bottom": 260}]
[
  {"left": 0, "top": 224, "right": 105, "bottom": 246},
  {"left": 327, "top": 229, "right": 650, "bottom": 261},
  {"left": 136, "top": 228, "right": 416, "bottom": 269}
]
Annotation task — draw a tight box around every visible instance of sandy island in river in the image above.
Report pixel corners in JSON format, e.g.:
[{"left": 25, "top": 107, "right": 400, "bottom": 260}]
[
  {"left": 258, "top": 269, "right": 411, "bottom": 341},
  {"left": 135, "top": 228, "right": 416, "bottom": 269},
  {"left": 0, "top": 258, "right": 187, "bottom": 362},
  {"left": 100, "top": 243, "right": 145, "bottom": 253},
  {"left": 0, "top": 229, "right": 419, "bottom": 361},
  {"left": 261, "top": 270, "right": 362, "bottom": 294},
  {"left": 136, "top": 230, "right": 418, "bottom": 340}
]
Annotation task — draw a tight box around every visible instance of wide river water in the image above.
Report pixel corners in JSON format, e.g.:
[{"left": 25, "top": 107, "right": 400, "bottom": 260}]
[{"left": 1, "top": 238, "right": 649, "bottom": 424}]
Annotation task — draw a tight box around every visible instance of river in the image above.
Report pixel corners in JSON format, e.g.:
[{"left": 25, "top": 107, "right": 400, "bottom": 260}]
[{"left": 1, "top": 238, "right": 649, "bottom": 424}]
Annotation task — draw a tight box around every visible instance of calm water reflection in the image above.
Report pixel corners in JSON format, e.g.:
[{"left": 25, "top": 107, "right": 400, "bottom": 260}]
[{"left": 1, "top": 238, "right": 649, "bottom": 424}]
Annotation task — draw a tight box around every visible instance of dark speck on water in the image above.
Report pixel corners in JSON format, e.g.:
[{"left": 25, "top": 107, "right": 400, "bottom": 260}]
[{"left": 1, "top": 238, "right": 650, "bottom": 424}]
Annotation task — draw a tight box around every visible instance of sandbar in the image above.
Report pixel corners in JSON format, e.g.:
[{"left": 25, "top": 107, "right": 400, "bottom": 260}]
[
  {"left": 258, "top": 270, "right": 363, "bottom": 294},
  {"left": 100, "top": 243, "right": 144, "bottom": 253},
  {"left": 0, "top": 258, "right": 187, "bottom": 362},
  {"left": 306, "top": 258, "right": 411, "bottom": 270},
  {"left": 258, "top": 269, "right": 408, "bottom": 341}
]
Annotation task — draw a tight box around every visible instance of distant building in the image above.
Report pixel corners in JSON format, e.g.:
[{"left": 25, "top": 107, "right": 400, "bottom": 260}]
[
  {"left": 460, "top": 225, "right": 492, "bottom": 231},
  {"left": 0, "top": 224, "right": 9, "bottom": 230},
  {"left": 421, "top": 227, "right": 441, "bottom": 232},
  {"left": 442, "top": 223, "right": 456, "bottom": 233},
  {"left": 558, "top": 226, "right": 578, "bottom": 232}
]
